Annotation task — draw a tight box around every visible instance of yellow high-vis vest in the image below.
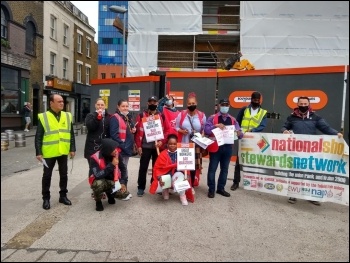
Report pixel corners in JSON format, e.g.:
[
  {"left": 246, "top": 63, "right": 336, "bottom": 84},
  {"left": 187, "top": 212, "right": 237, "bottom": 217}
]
[
  {"left": 241, "top": 107, "right": 267, "bottom": 132},
  {"left": 38, "top": 111, "right": 72, "bottom": 158}
]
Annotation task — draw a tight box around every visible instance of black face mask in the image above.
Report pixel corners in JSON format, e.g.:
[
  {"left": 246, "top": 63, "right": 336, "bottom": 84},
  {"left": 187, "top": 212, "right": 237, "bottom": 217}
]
[
  {"left": 298, "top": 106, "right": 309, "bottom": 113},
  {"left": 187, "top": 105, "right": 197, "bottom": 112},
  {"left": 251, "top": 102, "right": 260, "bottom": 108},
  {"left": 148, "top": 104, "right": 157, "bottom": 111}
]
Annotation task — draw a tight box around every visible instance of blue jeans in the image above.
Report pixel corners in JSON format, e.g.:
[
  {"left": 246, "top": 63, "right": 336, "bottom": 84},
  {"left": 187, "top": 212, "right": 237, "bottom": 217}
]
[{"left": 207, "top": 144, "right": 233, "bottom": 193}]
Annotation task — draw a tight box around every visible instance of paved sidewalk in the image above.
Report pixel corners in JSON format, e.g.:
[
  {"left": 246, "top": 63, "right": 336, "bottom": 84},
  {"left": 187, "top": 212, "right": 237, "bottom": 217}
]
[{"left": 1, "top": 133, "right": 349, "bottom": 262}]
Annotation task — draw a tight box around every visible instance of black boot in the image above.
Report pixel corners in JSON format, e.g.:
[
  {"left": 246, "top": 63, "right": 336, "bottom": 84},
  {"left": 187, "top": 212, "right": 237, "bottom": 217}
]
[
  {"left": 96, "top": 201, "right": 104, "bottom": 211},
  {"left": 107, "top": 193, "right": 116, "bottom": 204}
]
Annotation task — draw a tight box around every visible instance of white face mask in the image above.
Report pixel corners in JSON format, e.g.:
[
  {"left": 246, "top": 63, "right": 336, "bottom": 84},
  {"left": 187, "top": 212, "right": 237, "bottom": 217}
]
[
  {"left": 220, "top": 106, "right": 229, "bottom": 114},
  {"left": 96, "top": 109, "right": 105, "bottom": 116},
  {"left": 121, "top": 111, "right": 129, "bottom": 116}
]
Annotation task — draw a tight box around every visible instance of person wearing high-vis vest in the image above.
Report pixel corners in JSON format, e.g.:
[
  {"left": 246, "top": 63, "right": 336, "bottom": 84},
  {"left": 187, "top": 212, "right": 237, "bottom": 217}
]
[
  {"left": 35, "top": 94, "right": 76, "bottom": 210},
  {"left": 231, "top": 91, "right": 267, "bottom": 191}
]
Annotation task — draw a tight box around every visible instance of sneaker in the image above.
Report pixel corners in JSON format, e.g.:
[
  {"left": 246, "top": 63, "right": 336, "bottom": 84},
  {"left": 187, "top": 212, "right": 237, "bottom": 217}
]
[
  {"left": 216, "top": 189, "right": 231, "bottom": 197},
  {"left": 288, "top": 197, "right": 297, "bottom": 204},
  {"left": 208, "top": 192, "right": 215, "bottom": 198},
  {"left": 115, "top": 191, "right": 132, "bottom": 201},
  {"left": 179, "top": 195, "right": 188, "bottom": 206},
  {"left": 122, "top": 193, "right": 132, "bottom": 201},
  {"left": 162, "top": 189, "right": 169, "bottom": 200},
  {"left": 137, "top": 189, "right": 144, "bottom": 197},
  {"left": 24, "top": 129, "right": 29, "bottom": 132},
  {"left": 230, "top": 183, "right": 239, "bottom": 191},
  {"left": 309, "top": 200, "right": 321, "bottom": 206}
]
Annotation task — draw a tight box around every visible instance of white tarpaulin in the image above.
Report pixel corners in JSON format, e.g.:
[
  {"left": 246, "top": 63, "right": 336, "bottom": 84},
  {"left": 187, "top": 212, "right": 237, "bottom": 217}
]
[
  {"left": 128, "top": 1, "right": 203, "bottom": 34},
  {"left": 127, "top": 33, "right": 159, "bottom": 77},
  {"left": 240, "top": 1, "right": 349, "bottom": 69},
  {"left": 127, "top": 1, "right": 203, "bottom": 76}
]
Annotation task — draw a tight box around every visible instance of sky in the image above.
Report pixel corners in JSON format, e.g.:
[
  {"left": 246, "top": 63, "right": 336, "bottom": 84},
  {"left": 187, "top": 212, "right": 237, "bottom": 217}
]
[{"left": 71, "top": 1, "right": 99, "bottom": 42}]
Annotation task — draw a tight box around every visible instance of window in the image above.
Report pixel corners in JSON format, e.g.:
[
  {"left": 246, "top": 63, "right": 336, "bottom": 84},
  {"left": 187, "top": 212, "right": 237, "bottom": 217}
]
[
  {"left": 50, "top": 15, "right": 57, "bottom": 39},
  {"left": 111, "top": 73, "right": 116, "bottom": 78},
  {"left": 1, "top": 67, "right": 19, "bottom": 115},
  {"left": 77, "top": 64, "right": 82, "bottom": 83},
  {"left": 86, "top": 39, "right": 91, "bottom": 57},
  {"left": 101, "top": 73, "right": 106, "bottom": 79},
  {"left": 50, "top": 52, "right": 56, "bottom": 75},
  {"left": 1, "top": 7, "right": 8, "bottom": 39},
  {"left": 63, "top": 24, "right": 69, "bottom": 46},
  {"left": 25, "top": 22, "right": 36, "bottom": 55},
  {"left": 63, "top": 58, "right": 68, "bottom": 79},
  {"left": 77, "top": 34, "right": 82, "bottom": 53},
  {"left": 86, "top": 67, "right": 90, "bottom": 85}
]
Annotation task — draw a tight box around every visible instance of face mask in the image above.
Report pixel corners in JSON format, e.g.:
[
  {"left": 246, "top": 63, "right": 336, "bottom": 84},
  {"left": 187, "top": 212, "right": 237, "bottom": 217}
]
[
  {"left": 96, "top": 109, "right": 105, "bottom": 116},
  {"left": 148, "top": 104, "right": 157, "bottom": 111},
  {"left": 220, "top": 106, "right": 229, "bottom": 114},
  {"left": 298, "top": 106, "right": 309, "bottom": 113},
  {"left": 121, "top": 111, "right": 129, "bottom": 116},
  {"left": 251, "top": 102, "right": 260, "bottom": 108},
  {"left": 187, "top": 105, "right": 197, "bottom": 112},
  {"left": 165, "top": 100, "right": 173, "bottom": 106}
]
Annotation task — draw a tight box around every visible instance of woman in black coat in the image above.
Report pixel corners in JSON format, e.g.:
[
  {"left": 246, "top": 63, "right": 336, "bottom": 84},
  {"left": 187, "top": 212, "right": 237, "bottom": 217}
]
[{"left": 84, "top": 98, "right": 111, "bottom": 167}]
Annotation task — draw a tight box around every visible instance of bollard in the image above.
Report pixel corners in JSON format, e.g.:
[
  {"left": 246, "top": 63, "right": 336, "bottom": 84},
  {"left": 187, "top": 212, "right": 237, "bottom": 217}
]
[
  {"left": 5, "top": 129, "right": 15, "bottom": 141},
  {"left": 1, "top": 132, "right": 9, "bottom": 151},
  {"left": 15, "top": 133, "right": 26, "bottom": 147},
  {"left": 81, "top": 125, "right": 87, "bottom": 135}
]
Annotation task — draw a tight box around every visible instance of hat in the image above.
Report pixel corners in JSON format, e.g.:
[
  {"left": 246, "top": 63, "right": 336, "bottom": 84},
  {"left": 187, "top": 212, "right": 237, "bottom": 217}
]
[
  {"left": 219, "top": 98, "right": 229, "bottom": 105},
  {"left": 148, "top": 96, "right": 158, "bottom": 102},
  {"left": 251, "top": 92, "right": 261, "bottom": 99}
]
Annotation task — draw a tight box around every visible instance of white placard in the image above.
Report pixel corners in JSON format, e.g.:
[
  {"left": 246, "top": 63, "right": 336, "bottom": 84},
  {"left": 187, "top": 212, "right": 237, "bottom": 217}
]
[
  {"left": 142, "top": 115, "right": 164, "bottom": 142},
  {"left": 191, "top": 132, "right": 215, "bottom": 149},
  {"left": 212, "top": 126, "right": 236, "bottom": 146},
  {"left": 177, "top": 143, "right": 195, "bottom": 171}
]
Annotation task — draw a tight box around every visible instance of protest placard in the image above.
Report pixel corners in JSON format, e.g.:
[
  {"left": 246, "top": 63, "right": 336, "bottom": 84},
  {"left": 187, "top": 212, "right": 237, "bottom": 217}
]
[
  {"left": 142, "top": 115, "right": 164, "bottom": 142},
  {"left": 177, "top": 143, "right": 195, "bottom": 171}
]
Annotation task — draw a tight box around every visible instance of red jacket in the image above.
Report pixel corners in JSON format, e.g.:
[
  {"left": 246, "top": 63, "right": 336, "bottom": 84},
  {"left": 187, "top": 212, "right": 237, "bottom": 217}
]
[{"left": 149, "top": 149, "right": 194, "bottom": 202}]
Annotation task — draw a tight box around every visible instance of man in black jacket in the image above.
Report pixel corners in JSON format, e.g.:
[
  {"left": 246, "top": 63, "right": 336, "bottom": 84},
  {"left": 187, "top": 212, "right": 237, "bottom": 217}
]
[{"left": 35, "top": 94, "right": 76, "bottom": 210}]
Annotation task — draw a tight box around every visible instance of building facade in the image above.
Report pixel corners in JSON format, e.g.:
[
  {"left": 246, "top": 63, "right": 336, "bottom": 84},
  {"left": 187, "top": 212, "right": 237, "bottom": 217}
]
[
  {"left": 43, "top": 1, "right": 97, "bottom": 124},
  {"left": 98, "top": 1, "right": 128, "bottom": 79},
  {"left": 97, "top": 1, "right": 240, "bottom": 78},
  {"left": 1, "top": 1, "right": 44, "bottom": 130}
]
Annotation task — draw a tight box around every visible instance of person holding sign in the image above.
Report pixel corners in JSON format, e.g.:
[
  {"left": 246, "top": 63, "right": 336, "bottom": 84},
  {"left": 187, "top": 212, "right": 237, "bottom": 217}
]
[
  {"left": 149, "top": 134, "right": 190, "bottom": 206},
  {"left": 176, "top": 92, "right": 206, "bottom": 194},
  {"left": 281, "top": 96, "right": 343, "bottom": 206},
  {"left": 135, "top": 96, "right": 165, "bottom": 197},
  {"left": 204, "top": 98, "right": 243, "bottom": 198},
  {"left": 110, "top": 99, "right": 136, "bottom": 201},
  {"left": 231, "top": 91, "right": 267, "bottom": 191},
  {"left": 89, "top": 139, "right": 128, "bottom": 211}
]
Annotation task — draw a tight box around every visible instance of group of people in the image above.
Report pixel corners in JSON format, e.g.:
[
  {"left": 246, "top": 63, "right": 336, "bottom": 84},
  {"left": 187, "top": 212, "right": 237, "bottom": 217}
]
[{"left": 35, "top": 92, "right": 343, "bottom": 211}]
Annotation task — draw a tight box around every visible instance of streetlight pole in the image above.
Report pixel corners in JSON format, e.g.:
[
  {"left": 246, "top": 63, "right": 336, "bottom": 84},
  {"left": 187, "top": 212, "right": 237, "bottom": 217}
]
[{"left": 109, "top": 5, "right": 128, "bottom": 78}]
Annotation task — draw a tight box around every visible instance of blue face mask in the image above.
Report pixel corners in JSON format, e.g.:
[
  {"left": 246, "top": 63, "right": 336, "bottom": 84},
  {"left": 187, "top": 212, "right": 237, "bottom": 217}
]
[
  {"left": 165, "top": 100, "right": 173, "bottom": 106},
  {"left": 220, "top": 106, "right": 229, "bottom": 114}
]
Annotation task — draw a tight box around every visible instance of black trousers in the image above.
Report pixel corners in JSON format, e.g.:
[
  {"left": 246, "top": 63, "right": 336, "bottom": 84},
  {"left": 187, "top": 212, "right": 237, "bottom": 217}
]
[
  {"left": 233, "top": 156, "right": 241, "bottom": 184},
  {"left": 137, "top": 148, "right": 158, "bottom": 190},
  {"left": 42, "top": 155, "right": 68, "bottom": 200}
]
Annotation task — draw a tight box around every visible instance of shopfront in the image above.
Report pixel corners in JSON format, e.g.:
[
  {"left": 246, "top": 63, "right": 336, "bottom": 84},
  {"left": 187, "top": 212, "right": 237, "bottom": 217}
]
[{"left": 44, "top": 77, "right": 77, "bottom": 123}]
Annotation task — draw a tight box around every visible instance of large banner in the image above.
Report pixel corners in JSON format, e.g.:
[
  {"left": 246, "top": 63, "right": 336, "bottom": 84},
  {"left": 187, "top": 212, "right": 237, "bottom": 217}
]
[{"left": 239, "top": 133, "right": 349, "bottom": 206}]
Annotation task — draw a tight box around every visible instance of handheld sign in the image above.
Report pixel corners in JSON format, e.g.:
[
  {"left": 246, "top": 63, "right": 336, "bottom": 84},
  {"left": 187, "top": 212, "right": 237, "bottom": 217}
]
[
  {"left": 142, "top": 115, "right": 164, "bottom": 143},
  {"left": 177, "top": 143, "right": 195, "bottom": 171}
]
